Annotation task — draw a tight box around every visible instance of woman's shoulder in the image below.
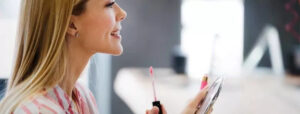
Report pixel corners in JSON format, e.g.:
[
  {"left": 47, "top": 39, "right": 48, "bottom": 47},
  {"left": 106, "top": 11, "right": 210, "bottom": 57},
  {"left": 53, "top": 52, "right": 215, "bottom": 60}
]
[{"left": 13, "top": 93, "right": 64, "bottom": 113}]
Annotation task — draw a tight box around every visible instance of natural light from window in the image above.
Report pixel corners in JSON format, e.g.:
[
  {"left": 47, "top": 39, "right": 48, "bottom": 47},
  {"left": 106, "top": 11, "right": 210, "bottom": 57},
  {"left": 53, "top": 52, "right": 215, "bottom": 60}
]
[
  {"left": 0, "top": 0, "right": 20, "bottom": 78},
  {"left": 181, "top": 0, "right": 244, "bottom": 78}
]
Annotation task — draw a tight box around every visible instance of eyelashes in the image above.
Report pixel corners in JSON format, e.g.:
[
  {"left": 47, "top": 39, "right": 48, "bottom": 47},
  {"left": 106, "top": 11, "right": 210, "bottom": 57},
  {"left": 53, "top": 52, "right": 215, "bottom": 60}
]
[{"left": 105, "top": 2, "right": 115, "bottom": 8}]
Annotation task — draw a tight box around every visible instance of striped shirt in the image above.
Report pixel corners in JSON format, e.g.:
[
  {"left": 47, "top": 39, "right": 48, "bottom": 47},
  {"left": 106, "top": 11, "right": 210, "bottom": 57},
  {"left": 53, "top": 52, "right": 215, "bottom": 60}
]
[{"left": 13, "top": 83, "right": 98, "bottom": 114}]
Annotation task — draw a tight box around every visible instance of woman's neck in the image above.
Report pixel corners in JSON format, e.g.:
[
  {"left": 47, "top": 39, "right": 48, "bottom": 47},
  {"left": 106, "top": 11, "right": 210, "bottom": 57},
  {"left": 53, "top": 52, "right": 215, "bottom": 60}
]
[{"left": 59, "top": 42, "right": 93, "bottom": 96}]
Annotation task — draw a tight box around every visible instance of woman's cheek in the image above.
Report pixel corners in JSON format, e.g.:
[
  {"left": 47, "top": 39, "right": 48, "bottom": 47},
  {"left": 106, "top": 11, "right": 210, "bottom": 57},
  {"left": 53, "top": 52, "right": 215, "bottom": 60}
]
[
  {"left": 104, "top": 17, "right": 116, "bottom": 31},
  {"left": 104, "top": 12, "right": 117, "bottom": 28}
]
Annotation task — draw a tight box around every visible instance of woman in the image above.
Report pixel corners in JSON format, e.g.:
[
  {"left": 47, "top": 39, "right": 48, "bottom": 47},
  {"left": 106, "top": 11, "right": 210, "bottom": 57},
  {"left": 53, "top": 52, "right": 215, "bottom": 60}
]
[{"left": 0, "top": 0, "right": 210, "bottom": 113}]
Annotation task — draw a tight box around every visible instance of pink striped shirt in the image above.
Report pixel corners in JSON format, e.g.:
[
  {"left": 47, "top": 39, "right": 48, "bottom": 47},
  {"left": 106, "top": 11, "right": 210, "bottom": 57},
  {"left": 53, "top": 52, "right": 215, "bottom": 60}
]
[{"left": 13, "top": 83, "right": 98, "bottom": 114}]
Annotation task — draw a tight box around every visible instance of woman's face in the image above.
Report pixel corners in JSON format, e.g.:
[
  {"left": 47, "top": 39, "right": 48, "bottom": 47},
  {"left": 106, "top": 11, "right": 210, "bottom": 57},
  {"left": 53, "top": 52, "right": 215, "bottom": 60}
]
[{"left": 71, "top": 0, "right": 127, "bottom": 56}]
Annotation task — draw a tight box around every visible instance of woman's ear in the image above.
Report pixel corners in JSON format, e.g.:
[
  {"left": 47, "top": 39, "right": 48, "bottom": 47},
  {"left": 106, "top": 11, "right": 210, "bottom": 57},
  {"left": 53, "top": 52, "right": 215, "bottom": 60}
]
[{"left": 67, "top": 16, "right": 79, "bottom": 38}]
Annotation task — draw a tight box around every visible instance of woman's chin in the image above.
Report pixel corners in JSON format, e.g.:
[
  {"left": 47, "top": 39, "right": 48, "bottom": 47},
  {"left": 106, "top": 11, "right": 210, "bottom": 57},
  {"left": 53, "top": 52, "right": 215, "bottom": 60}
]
[
  {"left": 110, "top": 47, "right": 123, "bottom": 56},
  {"left": 111, "top": 51, "right": 123, "bottom": 56},
  {"left": 96, "top": 45, "right": 123, "bottom": 56}
]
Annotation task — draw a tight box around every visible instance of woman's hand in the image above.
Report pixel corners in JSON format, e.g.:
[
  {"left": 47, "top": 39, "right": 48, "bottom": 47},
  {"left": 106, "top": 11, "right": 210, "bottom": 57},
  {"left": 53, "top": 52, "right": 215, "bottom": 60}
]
[
  {"left": 145, "top": 87, "right": 213, "bottom": 114},
  {"left": 182, "top": 87, "right": 213, "bottom": 114},
  {"left": 146, "top": 104, "right": 167, "bottom": 114}
]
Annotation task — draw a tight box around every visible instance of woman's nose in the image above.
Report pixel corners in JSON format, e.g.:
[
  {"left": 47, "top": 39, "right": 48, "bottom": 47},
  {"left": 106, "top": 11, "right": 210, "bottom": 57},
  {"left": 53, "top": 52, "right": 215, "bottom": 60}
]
[{"left": 116, "top": 4, "right": 127, "bottom": 21}]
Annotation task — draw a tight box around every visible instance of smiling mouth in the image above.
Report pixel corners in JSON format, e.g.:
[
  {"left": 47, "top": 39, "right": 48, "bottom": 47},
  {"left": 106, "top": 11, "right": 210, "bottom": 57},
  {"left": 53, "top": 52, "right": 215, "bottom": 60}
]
[{"left": 111, "top": 29, "right": 121, "bottom": 39}]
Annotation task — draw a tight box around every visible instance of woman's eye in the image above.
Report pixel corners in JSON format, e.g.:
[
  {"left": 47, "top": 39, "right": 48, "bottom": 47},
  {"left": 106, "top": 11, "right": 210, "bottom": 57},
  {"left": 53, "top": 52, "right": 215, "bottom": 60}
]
[{"left": 105, "top": 2, "right": 115, "bottom": 8}]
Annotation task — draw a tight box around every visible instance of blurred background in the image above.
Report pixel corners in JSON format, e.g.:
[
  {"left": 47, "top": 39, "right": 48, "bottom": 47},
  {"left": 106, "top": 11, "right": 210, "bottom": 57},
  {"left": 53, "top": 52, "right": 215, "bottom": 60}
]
[{"left": 1, "top": 0, "right": 300, "bottom": 113}]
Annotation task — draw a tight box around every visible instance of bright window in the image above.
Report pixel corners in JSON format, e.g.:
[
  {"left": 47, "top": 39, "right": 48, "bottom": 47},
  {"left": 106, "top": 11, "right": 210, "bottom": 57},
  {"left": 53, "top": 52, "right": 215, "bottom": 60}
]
[
  {"left": 0, "top": 0, "right": 21, "bottom": 78},
  {"left": 181, "top": 0, "right": 244, "bottom": 78}
]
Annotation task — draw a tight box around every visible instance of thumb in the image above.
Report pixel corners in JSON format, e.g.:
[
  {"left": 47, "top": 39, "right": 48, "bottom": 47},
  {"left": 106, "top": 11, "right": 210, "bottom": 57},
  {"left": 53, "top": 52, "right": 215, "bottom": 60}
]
[{"left": 189, "top": 86, "right": 209, "bottom": 108}]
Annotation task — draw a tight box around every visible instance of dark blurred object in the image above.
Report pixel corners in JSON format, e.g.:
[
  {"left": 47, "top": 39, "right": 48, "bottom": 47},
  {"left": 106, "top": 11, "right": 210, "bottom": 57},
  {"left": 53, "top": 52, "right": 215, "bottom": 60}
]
[
  {"left": 285, "top": 0, "right": 300, "bottom": 42},
  {"left": 288, "top": 46, "right": 300, "bottom": 75},
  {"left": 0, "top": 78, "right": 7, "bottom": 100},
  {"left": 172, "top": 46, "right": 186, "bottom": 74}
]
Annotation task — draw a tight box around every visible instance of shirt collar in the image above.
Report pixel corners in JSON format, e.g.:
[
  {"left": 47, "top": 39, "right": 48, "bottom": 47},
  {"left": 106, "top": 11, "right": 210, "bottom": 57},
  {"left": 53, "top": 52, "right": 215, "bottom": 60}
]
[{"left": 46, "top": 85, "right": 76, "bottom": 111}]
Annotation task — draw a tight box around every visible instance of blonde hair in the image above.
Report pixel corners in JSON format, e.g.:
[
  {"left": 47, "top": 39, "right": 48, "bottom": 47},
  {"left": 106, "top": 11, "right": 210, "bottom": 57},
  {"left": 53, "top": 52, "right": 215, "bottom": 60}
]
[{"left": 0, "top": 0, "right": 87, "bottom": 113}]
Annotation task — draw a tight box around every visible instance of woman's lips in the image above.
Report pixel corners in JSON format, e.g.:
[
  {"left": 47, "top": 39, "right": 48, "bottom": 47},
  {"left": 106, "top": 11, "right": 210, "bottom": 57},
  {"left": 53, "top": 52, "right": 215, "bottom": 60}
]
[
  {"left": 111, "top": 32, "right": 121, "bottom": 39},
  {"left": 111, "top": 30, "right": 121, "bottom": 39}
]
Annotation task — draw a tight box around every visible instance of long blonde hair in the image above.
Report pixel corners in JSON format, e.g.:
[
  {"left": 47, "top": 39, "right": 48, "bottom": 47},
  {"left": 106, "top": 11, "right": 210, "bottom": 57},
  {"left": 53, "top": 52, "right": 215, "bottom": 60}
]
[{"left": 0, "top": 0, "right": 87, "bottom": 113}]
